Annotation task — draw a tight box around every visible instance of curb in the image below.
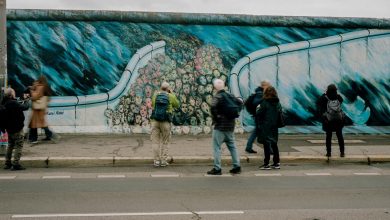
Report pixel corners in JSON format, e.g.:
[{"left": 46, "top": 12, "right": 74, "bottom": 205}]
[{"left": 1, "top": 155, "right": 390, "bottom": 168}]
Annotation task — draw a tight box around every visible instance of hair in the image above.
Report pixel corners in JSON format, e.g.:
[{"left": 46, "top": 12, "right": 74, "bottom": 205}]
[
  {"left": 260, "top": 80, "right": 271, "bottom": 88},
  {"left": 36, "top": 75, "right": 51, "bottom": 96},
  {"left": 161, "top": 81, "right": 170, "bottom": 91},
  {"left": 326, "top": 84, "right": 338, "bottom": 98},
  {"left": 4, "top": 88, "right": 15, "bottom": 99},
  {"left": 263, "top": 86, "right": 278, "bottom": 99},
  {"left": 213, "top": 79, "right": 225, "bottom": 91}
]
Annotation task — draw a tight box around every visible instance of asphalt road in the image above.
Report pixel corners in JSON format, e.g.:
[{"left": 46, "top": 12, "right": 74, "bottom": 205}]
[{"left": 1, "top": 164, "right": 390, "bottom": 220}]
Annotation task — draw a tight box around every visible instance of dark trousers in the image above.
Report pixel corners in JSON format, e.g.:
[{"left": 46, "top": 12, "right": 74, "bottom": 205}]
[
  {"left": 29, "top": 127, "right": 52, "bottom": 141},
  {"left": 326, "top": 129, "right": 345, "bottom": 155},
  {"left": 263, "top": 141, "right": 280, "bottom": 165}
]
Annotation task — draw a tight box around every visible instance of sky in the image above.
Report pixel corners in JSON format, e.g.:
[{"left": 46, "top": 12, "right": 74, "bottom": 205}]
[{"left": 7, "top": 0, "right": 390, "bottom": 18}]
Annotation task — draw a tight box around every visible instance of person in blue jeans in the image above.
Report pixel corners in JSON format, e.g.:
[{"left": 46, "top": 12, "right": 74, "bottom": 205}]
[
  {"left": 245, "top": 80, "right": 270, "bottom": 154},
  {"left": 207, "top": 79, "right": 243, "bottom": 175}
]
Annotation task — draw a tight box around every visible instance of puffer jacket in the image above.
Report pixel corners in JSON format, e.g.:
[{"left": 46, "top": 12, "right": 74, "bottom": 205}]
[
  {"left": 317, "top": 93, "right": 344, "bottom": 131},
  {"left": 211, "top": 90, "right": 242, "bottom": 132}
]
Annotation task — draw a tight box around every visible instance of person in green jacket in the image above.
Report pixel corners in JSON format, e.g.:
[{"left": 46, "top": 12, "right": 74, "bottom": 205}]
[{"left": 150, "top": 82, "right": 179, "bottom": 167}]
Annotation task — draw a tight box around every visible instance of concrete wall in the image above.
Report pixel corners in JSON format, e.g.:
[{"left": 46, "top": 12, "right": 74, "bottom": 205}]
[{"left": 6, "top": 10, "right": 390, "bottom": 134}]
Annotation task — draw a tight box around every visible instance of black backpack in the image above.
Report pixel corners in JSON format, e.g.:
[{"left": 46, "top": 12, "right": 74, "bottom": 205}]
[
  {"left": 245, "top": 92, "right": 262, "bottom": 115},
  {"left": 220, "top": 92, "right": 243, "bottom": 119},
  {"left": 151, "top": 92, "right": 171, "bottom": 122},
  {"left": 323, "top": 95, "right": 344, "bottom": 122}
]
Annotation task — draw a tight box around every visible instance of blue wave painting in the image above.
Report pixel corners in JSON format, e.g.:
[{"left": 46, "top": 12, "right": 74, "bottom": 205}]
[{"left": 7, "top": 21, "right": 390, "bottom": 127}]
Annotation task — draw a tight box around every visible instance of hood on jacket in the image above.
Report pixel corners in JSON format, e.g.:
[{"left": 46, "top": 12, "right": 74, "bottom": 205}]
[{"left": 255, "top": 87, "right": 263, "bottom": 93}]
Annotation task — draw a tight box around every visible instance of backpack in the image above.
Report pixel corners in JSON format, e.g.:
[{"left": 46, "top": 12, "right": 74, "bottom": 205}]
[
  {"left": 323, "top": 95, "right": 344, "bottom": 122},
  {"left": 151, "top": 92, "right": 171, "bottom": 122},
  {"left": 277, "top": 108, "right": 286, "bottom": 128},
  {"left": 245, "top": 92, "right": 262, "bottom": 115},
  {"left": 245, "top": 94, "right": 256, "bottom": 115},
  {"left": 220, "top": 92, "right": 243, "bottom": 119}
]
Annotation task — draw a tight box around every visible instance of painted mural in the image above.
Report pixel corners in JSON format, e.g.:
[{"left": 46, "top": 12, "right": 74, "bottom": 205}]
[{"left": 6, "top": 21, "right": 390, "bottom": 134}]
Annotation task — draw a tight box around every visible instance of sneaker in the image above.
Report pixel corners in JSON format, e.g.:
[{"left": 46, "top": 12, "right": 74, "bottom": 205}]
[
  {"left": 11, "top": 165, "right": 26, "bottom": 171},
  {"left": 229, "top": 167, "right": 241, "bottom": 174},
  {"left": 42, "top": 137, "right": 52, "bottom": 141},
  {"left": 340, "top": 153, "right": 345, "bottom": 157},
  {"left": 153, "top": 160, "right": 161, "bottom": 167},
  {"left": 245, "top": 149, "right": 257, "bottom": 154},
  {"left": 160, "top": 160, "right": 168, "bottom": 167},
  {"left": 3, "top": 164, "right": 12, "bottom": 170},
  {"left": 207, "top": 168, "right": 222, "bottom": 175},
  {"left": 30, "top": 141, "right": 38, "bottom": 145},
  {"left": 271, "top": 163, "right": 280, "bottom": 169},
  {"left": 326, "top": 153, "right": 331, "bottom": 157},
  {"left": 259, "top": 164, "right": 271, "bottom": 170}
]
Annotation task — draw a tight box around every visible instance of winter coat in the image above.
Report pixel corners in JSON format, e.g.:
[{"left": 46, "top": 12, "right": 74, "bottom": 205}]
[
  {"left": 256, "top": 97, "right": 281, "bottom": 144},
  {"left": 211, "top": 90, "right": 242, "bottom": 132},
  {"left": 1, "top": 97, "right": 30, "bottom": 134},
  {"left": 29, "top": 82, "right": 49, "bottom": 128},
  {"left": 316, "top": 93, "right": 344, "bottom": 132}
]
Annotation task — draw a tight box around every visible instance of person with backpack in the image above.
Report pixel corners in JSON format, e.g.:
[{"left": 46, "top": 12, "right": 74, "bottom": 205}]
[
  {"left": 150, "top": 82, "right": 179, "bottom": 167},
  {"left": 317, "top": 84, "right": 345, "bottom": 157},
  {"left": 244, "top": 80, "right": 270, "bottom": 154},
  {"left": 256, "top": 86, "right": 282, "bottom": 170},
  {"left": 207, "top": 79, "right": 243, "bottom": 175},
  {"left": 1, "top": 88, "right": 30, "bottom": 170}
]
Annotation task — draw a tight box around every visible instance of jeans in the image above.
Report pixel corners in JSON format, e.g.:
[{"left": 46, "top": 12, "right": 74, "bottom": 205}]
[
  {"left": 245, "top": 129, "right": 257, "bottom": 151},
  {"left": 263, "top": 141, "right": 280, "bottom": 165},
  {"left": 212, "top": 129, "right": 240, "bottom": 170},
  {"left": 29, "top": 127, "right": 53, "bottom": 142},
  {"left": 326, "top": 129, "right": 345, "bottom": 155}
]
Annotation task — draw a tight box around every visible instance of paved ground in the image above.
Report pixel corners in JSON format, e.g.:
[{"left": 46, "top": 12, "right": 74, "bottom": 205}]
[{"left": 0, "top": 133, "right": 389, "bottom": 167}]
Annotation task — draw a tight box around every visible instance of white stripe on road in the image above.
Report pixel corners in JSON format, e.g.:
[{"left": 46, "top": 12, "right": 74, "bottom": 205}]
[
  {"left": 0, "top": 176, "right": 16, "bottom": 180},
  {"left": 151, "top": 174, "right": 180, "bottom": 178},
  {"left": 255, "top": 173, "right": 282, "bottom": 177},
  {"left": 97, "top": 175, "right": 126, "bottom": 178},
  {"left": 196, "top": 211, "right": 244, "bottom": 214},
  {"left": 12, "top": 211, "right": 244, "bottom": 218},
  {"left": 307, "top": 139, "right": 365, "bottom": 144},
  {"left": 353, "top": 172, "right": 381, "bottom": 176},
  {"left": 305, "top": 173, "right": 332, "bottom": 176},
  {"left": 42, "top": 176, "right": 71, "bottom": 179}
]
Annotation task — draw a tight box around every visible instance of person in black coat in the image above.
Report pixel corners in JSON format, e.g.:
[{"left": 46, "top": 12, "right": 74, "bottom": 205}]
[
  {"left": 207, "top": 79, "right": 242, "bottom": 175},
  {"left": 256, "top": 86, "right": 281, "bottom": 170},
  {"left": 1, "top": 88, "right": 30, "bottom": 170},
  {"left": 316, "top": 84, "right": 345, "bottom": 157},
  {"left": 245, "top": 80, "right": 270, "bottom": 154}
]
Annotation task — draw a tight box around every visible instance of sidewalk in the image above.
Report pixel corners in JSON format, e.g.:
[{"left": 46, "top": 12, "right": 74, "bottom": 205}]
[{"left": 1, "top": 133, "right": 390, "bottom": 168}]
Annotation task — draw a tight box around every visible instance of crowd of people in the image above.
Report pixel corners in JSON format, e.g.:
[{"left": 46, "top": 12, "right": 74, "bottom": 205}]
[
  {"left": 1, "top": 76, "right": 346, "bottom": 173},
  {"left": 150, "top": 79, "right": 346, "bottom": 175},
  {"left": 0, "top": 76, "right": 53, "bottom": 170}
]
